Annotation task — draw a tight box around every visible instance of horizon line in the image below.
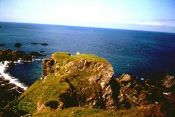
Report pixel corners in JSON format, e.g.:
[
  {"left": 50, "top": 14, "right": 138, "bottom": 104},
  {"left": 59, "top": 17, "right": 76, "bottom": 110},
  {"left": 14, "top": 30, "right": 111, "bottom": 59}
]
[{"left": 0, "top": 21, "right": 175, "bottom": 34}]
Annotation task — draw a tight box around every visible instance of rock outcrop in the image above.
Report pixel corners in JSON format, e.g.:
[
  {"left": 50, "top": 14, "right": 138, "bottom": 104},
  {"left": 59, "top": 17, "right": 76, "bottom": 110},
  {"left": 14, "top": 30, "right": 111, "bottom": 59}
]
[
  {"left": 0, "top": 49, "right": 32, "bottom": 62},
  {"left": 116, "top": 74, "right": 175, "bottom": 116},
  {"left": 117, "top": 74, "right": 152, "bottom": 108},
  {"left": 0, "top": 49, "right": 45, "bottom": 62},
  {"left": 4, "top": 51, "right": 175, "bottom": 117},
  {"left": 0, "top": 77, "right": 23, "bottom": 110},
  {"left": 162, "top": 75, "right": 175, "bottom": 92},
  {"left": 14, "top": 43, "right": 22, "bottom": 48},
  {"left": 41, "top": 43, "right": 48, "bottom": 46},
  {"left": 13, "top": 52, "right": 117, "bottom": 115},
  {"left": 0, "top": 44, "right": 5, "bottom": 46},
  {"left": 42, "top": 58, "right": 54, "bottom": 78}
]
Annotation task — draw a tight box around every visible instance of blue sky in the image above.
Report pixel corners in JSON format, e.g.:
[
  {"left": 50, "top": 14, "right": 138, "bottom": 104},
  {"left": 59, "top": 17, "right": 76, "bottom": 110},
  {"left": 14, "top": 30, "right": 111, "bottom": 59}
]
[{"left": 0, "top": 0, "right": 175, "bottom": 32}]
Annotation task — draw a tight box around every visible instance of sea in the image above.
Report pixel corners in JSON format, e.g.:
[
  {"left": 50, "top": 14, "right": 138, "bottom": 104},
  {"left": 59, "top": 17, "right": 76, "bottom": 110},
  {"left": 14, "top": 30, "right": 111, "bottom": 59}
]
[{"left": 0, "top": 22, "right": 175, "bottom": 88}]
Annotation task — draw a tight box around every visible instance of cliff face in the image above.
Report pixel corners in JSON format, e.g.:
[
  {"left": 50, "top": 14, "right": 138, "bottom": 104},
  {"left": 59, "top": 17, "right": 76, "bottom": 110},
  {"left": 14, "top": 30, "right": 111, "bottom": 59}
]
[
  {"left": 16, "top": 52, "right": 117, "bottom": 114},
  {"left": 5, "top": 52, "right": 175, "bottom": 116}
]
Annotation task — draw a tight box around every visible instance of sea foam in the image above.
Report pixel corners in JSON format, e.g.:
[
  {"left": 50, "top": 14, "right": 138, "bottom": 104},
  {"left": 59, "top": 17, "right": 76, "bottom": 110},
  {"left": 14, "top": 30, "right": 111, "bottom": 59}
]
[{"left": 0, "top": 61, "right": 28, "bottom": 90}]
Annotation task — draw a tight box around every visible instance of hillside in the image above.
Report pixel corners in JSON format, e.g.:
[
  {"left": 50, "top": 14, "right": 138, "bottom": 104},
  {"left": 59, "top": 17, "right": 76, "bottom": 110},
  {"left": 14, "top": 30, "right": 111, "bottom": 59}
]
[{"left": 3, "top": 52, "right": 175, "bottom": 117}]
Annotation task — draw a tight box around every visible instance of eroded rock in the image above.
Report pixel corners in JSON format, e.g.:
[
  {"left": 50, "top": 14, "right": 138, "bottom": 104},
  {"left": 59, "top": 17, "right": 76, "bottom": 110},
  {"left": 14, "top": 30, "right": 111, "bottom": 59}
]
[
  {"left": 0, "top": 44, "right": 5, "bottom": 46},
  {"left": 0, "top": 50, "right": 45, "bottom": 62},
  {"left": 16, "top": 52, "right": 117, "bottom": 114},
  {"left": 42, "top": 58, "right": 54, "bottom": 78},
  {"left": 162, "top": 75, "right": 175, "bottom": 90},
  {"left": 41, "top": 43, "right": 48, "bottom": 46},
  {"left": 5, "top": 52, "right": 175, "bottom": 116},
  {"left": 0, "top": 50, "right": 31, "bottom": 62},
  {"left": 30, "top": 51, "right": 45, "bottom": 57},
  {"left": 30, "top": 42, "right": 39, "bottom": 45},
  {"left": 14, "top": 43, "right": 22, "bottom": 48}
]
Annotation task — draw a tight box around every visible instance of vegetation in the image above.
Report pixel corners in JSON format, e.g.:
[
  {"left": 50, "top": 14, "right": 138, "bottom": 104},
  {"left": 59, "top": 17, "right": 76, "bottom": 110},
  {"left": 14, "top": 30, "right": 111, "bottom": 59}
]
[
  {"left": 18, "top": 74, "right": 69, "bottom": 113},
  {"left": 4, "top": 52, "right": 164, "bottom": 116},
  {"left": 51, "top": 52, "right": 108, "bottom": 65},
  {"left": 5, "top": 52, "right": 113, "bottom": 116},
  {"left": 32, "top": 106, "right": 156, "bottom": 117}
]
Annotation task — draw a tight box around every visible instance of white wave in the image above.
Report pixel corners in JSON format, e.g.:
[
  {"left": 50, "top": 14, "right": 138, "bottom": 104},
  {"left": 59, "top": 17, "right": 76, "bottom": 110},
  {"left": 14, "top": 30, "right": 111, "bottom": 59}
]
[
  {"left": 140, "top": 78, "right": 144, "bottom": 81},
  {"left": 35, "top": 58, "right": 42, "bottom": 61},
  {"left": 14, "top": 58, "right": 32, "bottom": 64},
  {"left": 14, "top": 58, "right": 23, "bottom": 64},
  {"left": 0, "top": 61, "right": 28, "bottom": 90},
  {"left": 163, "top": 92, "right": 172, "bottom": 95}
]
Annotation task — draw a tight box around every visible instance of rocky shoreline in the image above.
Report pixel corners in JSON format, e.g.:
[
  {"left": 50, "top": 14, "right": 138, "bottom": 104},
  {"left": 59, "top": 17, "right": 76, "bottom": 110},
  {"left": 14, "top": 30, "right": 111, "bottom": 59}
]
[
  {"left": 0, "top": 51, "right": 175, "bottom": 116},
  {"left": 0, "top": 49, "right": 45, "bottom": 113},
  {"left": 0, "top": 49, "right": 46, "bottom": 62},
  {"left": 0, "top": 76, "right": 23, "bottom": 110},
  {"left": 116, "top": 73, "right": 175, "bottom": 115}
]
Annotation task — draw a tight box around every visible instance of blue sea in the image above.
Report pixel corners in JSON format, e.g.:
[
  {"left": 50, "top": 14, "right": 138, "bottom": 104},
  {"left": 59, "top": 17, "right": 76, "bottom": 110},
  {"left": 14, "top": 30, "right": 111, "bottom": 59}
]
[{"left": 0, "top": 22, "right": 175, "bottom": 86}]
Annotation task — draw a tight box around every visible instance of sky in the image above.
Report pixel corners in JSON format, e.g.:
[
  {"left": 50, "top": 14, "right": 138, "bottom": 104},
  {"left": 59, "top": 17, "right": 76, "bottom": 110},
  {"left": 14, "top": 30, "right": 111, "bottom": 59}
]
[{"left": 0, "top": 0, "right": 175, "bottom": 33}]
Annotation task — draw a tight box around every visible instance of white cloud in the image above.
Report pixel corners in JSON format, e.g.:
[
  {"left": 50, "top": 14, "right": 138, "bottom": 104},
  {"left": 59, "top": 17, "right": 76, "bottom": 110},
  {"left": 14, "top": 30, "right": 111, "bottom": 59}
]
[
  {"left": 130, "top": 20, "right": 175, "bottom": 27},
  {"left": 134, "top": 21, "right": 164, "bottom": 26},
  {"left": 108, "top": 20, "right": 175, "bottom": 27}
]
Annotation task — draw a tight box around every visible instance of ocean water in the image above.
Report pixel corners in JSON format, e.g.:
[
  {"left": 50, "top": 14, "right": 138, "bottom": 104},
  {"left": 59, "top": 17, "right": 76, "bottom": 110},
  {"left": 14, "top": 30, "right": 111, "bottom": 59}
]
[{"left": 0, "top": 22, "right": 175, "bottom": 86}]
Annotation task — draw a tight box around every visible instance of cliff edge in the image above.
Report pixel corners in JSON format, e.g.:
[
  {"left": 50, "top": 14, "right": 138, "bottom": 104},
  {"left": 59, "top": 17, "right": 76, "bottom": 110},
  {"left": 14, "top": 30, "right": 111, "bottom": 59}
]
[
  {"left": 13, "top": 52, "right": 117, "bottom": 115},
  {"left": 4, "top": 52, "right": 175, "bottom": 117}
]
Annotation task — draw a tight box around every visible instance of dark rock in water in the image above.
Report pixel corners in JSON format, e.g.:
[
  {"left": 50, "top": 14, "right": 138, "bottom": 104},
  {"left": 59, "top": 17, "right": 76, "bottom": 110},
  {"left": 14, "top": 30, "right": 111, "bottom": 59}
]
[
  {"left": 0, "top": 49, "right": 45, "bottom": 62},
  {"left": 1, "top": 79, "right": 10, "bottom": 84},
  {"left": 16, "top": 87, "right": 24, "bottom": 93},
  {"left": 0, "top": 49, "right": 13, "bottom": 61},
  {"left": 0, "top": 50, "right": 32, "bottom": 62},
  {"left": 0, "top": 44, "right": 5, "bottom": 46},
  {"left": 41, "top": 43, "right": 48, "bottom": 46},
  {"left": 30, "top": 51, "right": 46, "bottom": 57},
  {"left": 39, "top": 50, "right": 45, "bottom": 53},
  {"left": 0, "top": 77, "right": 23, "bottom": 110},
  {"left": 30, "top": 42, "right": 39, "bottom": 45},
  {"left": 14, "top": 43, "right": 22, "bottom": 48},
  {"left": 31, "top": 42, "right": 48, "bottom": 46},
  {"left": 12, "top": 51, "right": 28, "bottom": 60},
  {"left": 8, "top": 84, "right": 17, "bottom": 89}
]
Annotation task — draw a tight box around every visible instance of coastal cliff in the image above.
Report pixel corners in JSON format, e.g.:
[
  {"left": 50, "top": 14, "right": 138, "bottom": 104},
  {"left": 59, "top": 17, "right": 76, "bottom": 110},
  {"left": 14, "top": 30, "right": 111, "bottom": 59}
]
[
  {"left": 4, "top": 52, "right": 175, "bottom": 117},
  {"left": 16, "top": 52, "right": 116, "bottom": 113}
]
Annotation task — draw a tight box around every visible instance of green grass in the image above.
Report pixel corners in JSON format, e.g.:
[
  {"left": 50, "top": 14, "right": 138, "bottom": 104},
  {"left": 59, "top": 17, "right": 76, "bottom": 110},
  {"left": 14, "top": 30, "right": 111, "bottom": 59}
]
[
  {"left": 12, "top": 51, "right": 114, "bottom": 114},
  {"left": 51, "top": 52, "right": 71, "bottom": 65},
  {"left": 18, "top": 73, "right": 70, "bottom": 113},
  {"left": 32, "top": 106, "right": 156, "bottom": 117},
  {"left": 71, "top": 54, "right": 108, "bottom": 63},
  {"left": 51, "top": 52, "right": 109, "bottom": 65}
]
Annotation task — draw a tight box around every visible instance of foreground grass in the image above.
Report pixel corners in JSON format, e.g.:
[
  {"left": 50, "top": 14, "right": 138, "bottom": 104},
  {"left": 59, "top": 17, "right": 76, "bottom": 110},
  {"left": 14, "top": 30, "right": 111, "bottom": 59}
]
[{"left": 32, "top": 106, "right": 155, "bottom": 117}]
